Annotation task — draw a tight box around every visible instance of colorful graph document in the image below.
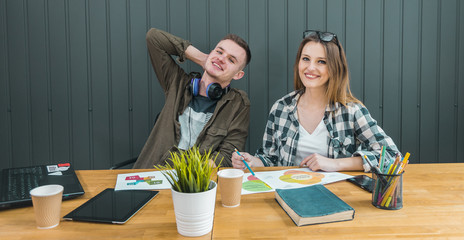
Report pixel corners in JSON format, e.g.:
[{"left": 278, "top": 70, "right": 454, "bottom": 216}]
[
  {"left": 114, "top": 171, "right": 172, "bottom": 190},
  {"left": 241, "top": 168, "right": 352, "bottom": 195}
]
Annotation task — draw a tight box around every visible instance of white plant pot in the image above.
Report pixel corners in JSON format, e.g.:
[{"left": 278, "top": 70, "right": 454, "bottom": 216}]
[{"left": 171, "top": 181, "right": 217, "bottom": 237}]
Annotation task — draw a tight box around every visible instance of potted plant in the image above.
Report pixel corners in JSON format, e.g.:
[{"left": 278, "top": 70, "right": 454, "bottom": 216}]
[{"left": 155, "top": 147, "right": 222, "bottom": 237}]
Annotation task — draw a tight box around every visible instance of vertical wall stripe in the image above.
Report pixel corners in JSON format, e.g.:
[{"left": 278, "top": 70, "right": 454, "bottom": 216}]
[
  {"left": 455, "top": 0, "right": 460, "bottom": 159},
  {"left": 166, "top": 0, "right": 170, "bottom": 32},
  {"left": 343, "top": 0, "right": 346, "bottom": 42},
  {"left": 106, "top": 0, "right": 113, "bottom": 167},
  {"left": 2, "top": 0, "right": 13, "bottom": 167},
  {"left": 417, "top": 0, "right": 423, "bottom": 161},
  {"left": 325, "top": 1, "right": 328, "bottom": 30},
  {"left": 285, "top": 0, "right": 288, "bottom": 93},
  {"left": 65, "top": 0, "right": 73, "bottom": 165},
  {"left": 24, "top": 0, "right": 32, "bottom": 165},
  {"left": 380, "top": 0, "right": 385, "bottom": 123},
  {"left": 45, "top": 0, "right": 53, "bottom": 163},
  {"left": 206, "top": 0, "right": 210, "bottom": 50},
  {"left": 146, "top": 0, "right": 151, "bottom": 129},
  {"left": 398, "top": 0, "right": 404, "bottom": 145},
  {"left": 266, "top": 0, "right": 269, "bottom": 109},
  {"left": 361, "top": 0, "right": 366, "bottom": 102},
  {"left": 127, "top": 0, "right": 133, "bottom": 159},
  {"left": 226, "top": 0, "right": 229, "bottom": 34},
  {"left": 185, "top": 0, "right": 190, "bottom": 71},
  {"left": 246, "top": 0, "right": 250, "bottom": 98},
  {"left": 85, "top": 0, "right": 93, "bottom": 168},
  {"left": 304, "top": 0, "right": 307, "bottom": 29},
  {"left": 436, "top": 0, "right": 441, "bottom": 161}
]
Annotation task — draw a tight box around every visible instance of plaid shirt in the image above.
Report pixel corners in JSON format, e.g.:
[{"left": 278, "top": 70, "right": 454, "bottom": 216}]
[{"left": 256, "top": 90, "right": 399, "bottom": 172}]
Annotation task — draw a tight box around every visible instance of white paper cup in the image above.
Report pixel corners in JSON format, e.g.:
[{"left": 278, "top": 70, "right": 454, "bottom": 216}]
[
  {"left": 218, "top": 169, "right": 244, "bottom": 207},
  {"left": 30, "top": 184, "right": 64, "bottom": 229}
]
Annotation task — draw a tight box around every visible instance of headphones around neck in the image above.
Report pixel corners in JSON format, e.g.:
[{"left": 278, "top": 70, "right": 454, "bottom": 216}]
[{"left": 189, "top": 73, "right": 230, "bottom": 100}]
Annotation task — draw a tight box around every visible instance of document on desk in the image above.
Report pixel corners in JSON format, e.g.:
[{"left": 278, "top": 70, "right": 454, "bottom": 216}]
[
  {"left": 241, "top": 168, "right": 352, "bottom": 195},
  {"left": 114, "top": 171, "right": 173, "bottom": 190}
]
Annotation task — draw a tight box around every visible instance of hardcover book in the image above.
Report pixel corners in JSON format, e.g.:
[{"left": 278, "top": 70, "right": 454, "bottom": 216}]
[{"left": 275, "top": 184, "right": 355, "bottom": 226}]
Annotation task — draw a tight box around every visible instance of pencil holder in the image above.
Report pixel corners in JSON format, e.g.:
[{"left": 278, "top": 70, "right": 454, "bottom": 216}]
[{"left": 372, "top": 172, "right": 403, "bottom": 210}]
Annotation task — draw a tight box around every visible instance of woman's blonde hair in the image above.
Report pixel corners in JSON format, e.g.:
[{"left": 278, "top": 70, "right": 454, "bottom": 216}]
[{"left": 293, "top": 34, "right": 361, "bottom": 106}]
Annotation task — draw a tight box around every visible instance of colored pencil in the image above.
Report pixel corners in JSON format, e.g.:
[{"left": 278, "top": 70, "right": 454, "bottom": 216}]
[{"left": 234, "top": 148, "right": 255, "bottom": 176}]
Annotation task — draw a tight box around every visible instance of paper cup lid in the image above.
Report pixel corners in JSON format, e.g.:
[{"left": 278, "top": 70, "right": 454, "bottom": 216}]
[
  {"left": 218, "top": 169, "right": 244, "bottom": 178},
  {"left": 30, "top": 184, "right": 64, "bottom": 197}
]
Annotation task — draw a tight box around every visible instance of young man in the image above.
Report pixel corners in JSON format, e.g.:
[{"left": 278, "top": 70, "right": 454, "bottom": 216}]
[{"left": 133, "top": 28, "right": 251, "bottom": 168}]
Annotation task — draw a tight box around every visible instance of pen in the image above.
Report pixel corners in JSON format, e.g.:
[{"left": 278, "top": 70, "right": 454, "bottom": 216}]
[
  {"left": 363, "top": 155, "right": 387, "bottom": 186},
  {"left": 234, "top": 148, "right": 255, "bottom": 176}
]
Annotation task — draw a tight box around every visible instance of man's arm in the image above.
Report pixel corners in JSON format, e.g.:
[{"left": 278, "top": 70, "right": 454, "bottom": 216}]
[
  {"left": 185, "top": 45, "right": 208, "bottom": 70},
  {"left": 146, "top": 28, "right": 192, "bottom": 91}
]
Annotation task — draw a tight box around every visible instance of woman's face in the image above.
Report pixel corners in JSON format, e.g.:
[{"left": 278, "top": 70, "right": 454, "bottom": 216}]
[{"left": 298, "top": 41, "right": 329, "bottom": 90}]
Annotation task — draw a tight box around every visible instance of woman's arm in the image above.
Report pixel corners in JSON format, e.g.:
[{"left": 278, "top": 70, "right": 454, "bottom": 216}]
[
  {"left": 352, "top": 104, "right": 400, "bottom": 171},
  {"left": 300, "top": 154, "right": 363, "bottom": 172}
]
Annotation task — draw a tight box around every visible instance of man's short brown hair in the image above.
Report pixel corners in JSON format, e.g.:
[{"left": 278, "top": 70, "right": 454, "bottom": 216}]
[{"left": 221, "top": 34, "right": 251, "bottom": 68}]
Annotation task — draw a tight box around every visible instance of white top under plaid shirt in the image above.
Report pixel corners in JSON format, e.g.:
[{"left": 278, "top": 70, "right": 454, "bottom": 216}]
[{"left": 256, "top": 90, "right": 399, "bottom": 172}]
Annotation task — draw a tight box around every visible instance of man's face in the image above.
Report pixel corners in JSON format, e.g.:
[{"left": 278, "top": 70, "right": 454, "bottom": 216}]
[{"left": 204, "top": 39, "right": 247, "bottom": 84}]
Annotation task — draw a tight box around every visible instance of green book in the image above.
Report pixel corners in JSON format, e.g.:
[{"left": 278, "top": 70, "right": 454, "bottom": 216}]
[{"left": 275, "top": 185, "right": 355, "bottom": 226}]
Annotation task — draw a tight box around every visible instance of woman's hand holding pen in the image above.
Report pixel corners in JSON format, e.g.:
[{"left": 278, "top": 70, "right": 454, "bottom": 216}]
[{"left": 231, "top": 151, "right": 263, "bottom": 169}]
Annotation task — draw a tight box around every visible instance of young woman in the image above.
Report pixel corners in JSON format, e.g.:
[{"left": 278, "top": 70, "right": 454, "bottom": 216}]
[{"left": 232, "top": 30, "right": 399, "bottom": 172}]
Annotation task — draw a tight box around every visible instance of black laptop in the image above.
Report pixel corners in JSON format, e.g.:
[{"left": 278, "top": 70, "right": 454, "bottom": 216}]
[{"left": 0, "top": 163, "right": 85, "bottom": 210}]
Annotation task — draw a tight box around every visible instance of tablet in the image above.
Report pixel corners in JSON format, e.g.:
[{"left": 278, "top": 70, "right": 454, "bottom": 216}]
[{"left": 63, "top": 188, "right": 158, "bottom": 224}]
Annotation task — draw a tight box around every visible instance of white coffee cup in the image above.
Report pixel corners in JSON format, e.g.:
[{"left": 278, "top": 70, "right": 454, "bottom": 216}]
[
  {"left": 217, "top": 169, "right": 244, "bottom": 207},
  {"left": 30, "top": 184, "right": 64, "bottom": 229}
]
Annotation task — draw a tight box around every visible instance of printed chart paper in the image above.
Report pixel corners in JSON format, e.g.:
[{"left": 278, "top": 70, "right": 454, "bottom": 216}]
[
  {"left": 241, "top": 168, "right": 352, "bottom": 195},
  {"left": 114, "top": 171, "right": 172, "bottom": 190},
  {"left": 241, "top": 173, "right": 274, "bottom": 195}
]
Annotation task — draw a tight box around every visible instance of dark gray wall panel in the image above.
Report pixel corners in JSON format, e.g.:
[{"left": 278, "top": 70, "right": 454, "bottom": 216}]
[
  {"left": 28, "top": 0, "right": 51, "bottom": 166},
  {"left": 1, "top": 0, "right": 463, "bottom": 169},
  {"left": 169, "top": 0, "right": 188, "bottom": 75},
  {"left": 228, "top": 0, "right": 249, "bottom": 94},
  {"left": 130, "top": 0, "right": 151, "bottom": 164},
  {"left": 307, "top": 0, "right": 325, "bottom": 30},
  {"left": 289, "top": 0, "right": 305, "bottom": 92},
  {"left": 458, "top": 1, "right": 464, "bottom": 163},
  {"left": 438, "top": 0, "right": 458, "bottom": 163},
  {"left": 109, "top": 0, "right": 131, "bottom": 168},
  {"left": 48, "top": 0, "right": 71, "bottom": 165},
  {"left": 268, "top": 0, "right": 288, "bottom": 106},
  {"left": 0, "top": 0, "right": 10, "bottom": 167},
  {"left": 248, "top": 0, "right": 268, "bottom": 154},
  {"left": 68, "top": 0, "right": 90, "bottom": 169},
  {"left": 345, "top": 0, "right": 364, "bottom": 101},
  {"left": 383, "top": 0, "right": 402, "bottom": 148},
  {"left": 363, "top": 0, "right": 383, "bottom": 125},
  {"left": 420, "top": 0, "right": 439, "bottom": 163},
  {"left": 8, "top": 0, "right": 31, "bottom": 167},
  {"left": 401, "top": 0, "right": 421, "bottom": 163},
  {"left": 188, "top": 0, "right": 208, "bottom": 74},
  {"left": 89, "top": 0, "right": 111, "bottom": 169},
  {"left": 209, "top": 0, "right": 227, "bottom": 50},
  {"left": 148, "top": 0, "right": 167, "bottom": 127},
  {"left": 326, "top": 0, "right": 344, "bottom": 45}
]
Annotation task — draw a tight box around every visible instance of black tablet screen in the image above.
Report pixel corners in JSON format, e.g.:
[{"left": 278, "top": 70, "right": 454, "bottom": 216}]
[{"left": 63, "top": 188, "right": 158, "bottom": 224}]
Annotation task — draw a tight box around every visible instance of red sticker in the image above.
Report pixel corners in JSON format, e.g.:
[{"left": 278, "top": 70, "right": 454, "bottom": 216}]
[{"left": 58, "top": 163, "right": 70, "bottom": 167}]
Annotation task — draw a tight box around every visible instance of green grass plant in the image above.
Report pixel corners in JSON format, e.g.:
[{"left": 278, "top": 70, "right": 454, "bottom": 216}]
[{"left": 155, "top": 147, "right": 222, "bottom": 193}]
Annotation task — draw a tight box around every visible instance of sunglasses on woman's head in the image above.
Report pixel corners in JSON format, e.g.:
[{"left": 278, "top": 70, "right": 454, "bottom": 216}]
[{"left": 303, "top": 30, "right": 341, "bottom": 54}]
